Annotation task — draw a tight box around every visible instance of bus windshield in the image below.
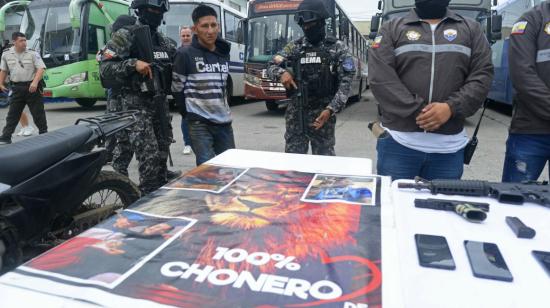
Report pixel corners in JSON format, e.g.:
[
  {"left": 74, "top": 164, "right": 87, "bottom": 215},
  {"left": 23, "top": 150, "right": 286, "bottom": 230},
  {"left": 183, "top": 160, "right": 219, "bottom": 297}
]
[
  {"left": 21, "top": 1, "right": 83, "bottom": 59},
  {"left": 247, "top": 14, "right": 303, "bottom": 62},
  {"left": 159, "top": 3, "right": 221, "bottom": 46}
]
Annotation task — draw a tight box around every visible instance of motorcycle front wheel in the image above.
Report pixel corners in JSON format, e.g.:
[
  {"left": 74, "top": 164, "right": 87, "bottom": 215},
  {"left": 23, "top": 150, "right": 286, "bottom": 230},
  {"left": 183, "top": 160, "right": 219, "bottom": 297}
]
[{"left": 72, "top": 170, "right": 141, "bottom": 232}]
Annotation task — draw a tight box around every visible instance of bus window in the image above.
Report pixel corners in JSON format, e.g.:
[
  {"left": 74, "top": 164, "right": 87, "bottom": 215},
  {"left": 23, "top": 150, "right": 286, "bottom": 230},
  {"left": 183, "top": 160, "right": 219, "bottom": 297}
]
[{"left": 224, "top": 11, "right": 241, "bottom": 42}]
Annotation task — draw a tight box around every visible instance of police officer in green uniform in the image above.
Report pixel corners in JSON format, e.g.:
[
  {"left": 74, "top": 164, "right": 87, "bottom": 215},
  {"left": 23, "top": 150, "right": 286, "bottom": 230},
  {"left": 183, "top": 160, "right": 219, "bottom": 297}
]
[
  {"left": 267, "top": 0, "right": 355, "bottom": 156},
  {"left": 0, "top": 32, "right": 46, "bottom": 145}
]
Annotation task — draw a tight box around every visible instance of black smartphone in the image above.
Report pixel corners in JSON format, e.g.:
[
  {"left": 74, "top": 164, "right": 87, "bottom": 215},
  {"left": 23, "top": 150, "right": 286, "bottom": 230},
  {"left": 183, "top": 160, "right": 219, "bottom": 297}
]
[
  {"left": 532, "top": 250, "right": 550, "bottom": 277},
  {"left": 415, "top": 234, "right": 456, "bottom": 270},
  {"left": 464, "top": 241, "right": 513, "bottom": 282}
]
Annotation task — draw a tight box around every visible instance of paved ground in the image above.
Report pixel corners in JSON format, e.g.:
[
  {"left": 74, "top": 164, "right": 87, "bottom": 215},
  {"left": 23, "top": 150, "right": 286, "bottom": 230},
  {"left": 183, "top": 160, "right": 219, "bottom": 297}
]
[{"left": 2, "top": 91, "right": 545, "bottom": 184}]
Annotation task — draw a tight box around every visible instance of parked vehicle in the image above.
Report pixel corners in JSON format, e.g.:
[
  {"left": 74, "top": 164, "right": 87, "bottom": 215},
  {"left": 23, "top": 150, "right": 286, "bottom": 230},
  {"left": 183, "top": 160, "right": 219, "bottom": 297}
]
[{"left": 0, "top": 112, "right": 141, "bottom": 272}]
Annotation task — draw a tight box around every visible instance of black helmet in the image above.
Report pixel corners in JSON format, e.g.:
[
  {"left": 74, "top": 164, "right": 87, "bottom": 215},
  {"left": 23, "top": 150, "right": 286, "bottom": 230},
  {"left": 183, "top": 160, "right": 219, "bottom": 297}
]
[
  {"left": 294, "top": 0, "right": 329, "bottom": 26},
  {"left": 131, "top": 0, "right": 169, "bottom": 12}
]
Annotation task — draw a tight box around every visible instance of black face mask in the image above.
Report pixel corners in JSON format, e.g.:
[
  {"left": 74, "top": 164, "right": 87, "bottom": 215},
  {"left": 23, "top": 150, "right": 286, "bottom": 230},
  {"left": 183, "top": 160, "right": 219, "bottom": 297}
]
[
  {"left": 138, "top": 10, "right": 164, "bottom": 29},
  {"left": 415, "top": 0, "right": 450, "bottom": 19},
  {"left": 302, "top": 20, "right": 326, "bottom": 45}
]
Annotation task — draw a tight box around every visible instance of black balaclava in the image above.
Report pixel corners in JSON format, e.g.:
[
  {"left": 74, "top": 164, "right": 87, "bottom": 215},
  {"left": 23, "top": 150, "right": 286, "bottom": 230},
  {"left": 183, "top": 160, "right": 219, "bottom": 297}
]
[
  {"left": 303, "top": 19, "right": 326, "bottom": 45},
  {"left": 415, "top": 0, "right": 450, "bottom": 19},
  {"left": 138, "top": 9, "right": 164, "bottom": 29}
]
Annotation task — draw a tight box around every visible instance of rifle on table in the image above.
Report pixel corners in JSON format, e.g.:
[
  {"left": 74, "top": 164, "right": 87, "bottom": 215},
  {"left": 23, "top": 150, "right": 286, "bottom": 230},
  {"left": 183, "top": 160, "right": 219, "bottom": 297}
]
[
  {"left": 399, "top": 177, "right": 550, "bottom": 208},
  {"left": 133, "top": 25, "right": 173, "bottom": 167}
]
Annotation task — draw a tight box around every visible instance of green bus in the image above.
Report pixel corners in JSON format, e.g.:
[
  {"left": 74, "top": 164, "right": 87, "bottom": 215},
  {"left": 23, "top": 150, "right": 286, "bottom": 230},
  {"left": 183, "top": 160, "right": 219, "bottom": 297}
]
[
  {"left": 20, "top": 0, "right": 130, "bottom": 107},
  {"left": 0, "top": 1, "right": 31, "bottom": 47}
]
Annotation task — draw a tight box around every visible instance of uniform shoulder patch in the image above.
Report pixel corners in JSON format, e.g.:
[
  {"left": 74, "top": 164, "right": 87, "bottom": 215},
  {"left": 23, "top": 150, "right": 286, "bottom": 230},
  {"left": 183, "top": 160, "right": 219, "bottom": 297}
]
[
  {"left": 371, "top": 35, "right": 383, "bottom": 49},
  {"left": 545, "top": 22, "right": 550, "bottom": 35},
  {"left": 342, "top": 57, "right": 355, "bottom": 72},
  {"left": 511, "top": 21, "right": 528, "bottom": 35}
]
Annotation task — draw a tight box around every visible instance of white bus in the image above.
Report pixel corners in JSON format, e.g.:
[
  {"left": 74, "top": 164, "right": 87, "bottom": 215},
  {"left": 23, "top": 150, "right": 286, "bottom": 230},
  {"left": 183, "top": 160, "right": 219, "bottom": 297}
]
[{"left": 160, "top": 0, "right": 246, "bottom": 99}]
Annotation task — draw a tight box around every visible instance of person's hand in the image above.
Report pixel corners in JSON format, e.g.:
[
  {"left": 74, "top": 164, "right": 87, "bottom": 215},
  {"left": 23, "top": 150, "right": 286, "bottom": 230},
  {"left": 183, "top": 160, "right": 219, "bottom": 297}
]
[
  {"left": 0, "top": 84, "right": 7, "bottom": 93},
  {"left": 312, "top": 109, "right": 332, "bottom": 130},
  {"left": 280, "top": 71, "right": 297, "bottom": 90},
  {"left": 135, "top": 60, "right": 152, "bottom": 79},
  {"left": 416, "top": 102, "right": 452, "bottom": 132},
  {"left": 29, "top": 82, "right": 38, "bottom": 93}
]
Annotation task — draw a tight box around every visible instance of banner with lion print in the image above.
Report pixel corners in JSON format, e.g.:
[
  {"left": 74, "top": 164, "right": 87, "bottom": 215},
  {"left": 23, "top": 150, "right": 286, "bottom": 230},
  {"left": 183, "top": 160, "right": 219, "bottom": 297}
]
[{"left": 1, "top": 166, "right": 383, "bottom": 308}]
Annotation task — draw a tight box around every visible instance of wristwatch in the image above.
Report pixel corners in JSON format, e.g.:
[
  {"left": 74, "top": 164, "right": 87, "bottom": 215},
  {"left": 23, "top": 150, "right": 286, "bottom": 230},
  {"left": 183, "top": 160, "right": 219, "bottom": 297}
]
[{"left": 325, "top": 106, "right": 335, "bottom": 116}]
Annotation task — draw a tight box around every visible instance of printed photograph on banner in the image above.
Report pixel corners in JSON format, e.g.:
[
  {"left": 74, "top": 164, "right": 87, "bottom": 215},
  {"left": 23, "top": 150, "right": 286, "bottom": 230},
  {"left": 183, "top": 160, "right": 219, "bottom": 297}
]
[
  {"left": 301, "top": 174, "right": 378, "bottom": 206},
  {"left": 162, "top": 164, "right": 248, "bottom": 193},
  {"left": 20, "top": 210, "right": 196, "bottom": 289}
]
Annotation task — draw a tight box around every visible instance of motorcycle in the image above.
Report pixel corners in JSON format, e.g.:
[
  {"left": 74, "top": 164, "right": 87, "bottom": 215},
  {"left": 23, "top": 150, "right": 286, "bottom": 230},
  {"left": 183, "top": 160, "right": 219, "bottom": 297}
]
[{"left": 0, "top": 112, "right": 141, "bottom": 272}]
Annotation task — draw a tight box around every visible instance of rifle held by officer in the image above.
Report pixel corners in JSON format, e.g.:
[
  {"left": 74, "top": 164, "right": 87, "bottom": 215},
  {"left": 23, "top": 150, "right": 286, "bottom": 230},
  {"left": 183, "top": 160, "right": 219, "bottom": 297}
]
[
  {"left": 132, "top": 25, "right": 173, "bottom": 166},
  {"left": 285, "top": 53, "right": 307, "bottom": 135},
  {"left": 414, "top": 198, "right": 490, "bottom": 223},
  {"left": 399, "top": 177, "right": 550, "bottom": 208}
]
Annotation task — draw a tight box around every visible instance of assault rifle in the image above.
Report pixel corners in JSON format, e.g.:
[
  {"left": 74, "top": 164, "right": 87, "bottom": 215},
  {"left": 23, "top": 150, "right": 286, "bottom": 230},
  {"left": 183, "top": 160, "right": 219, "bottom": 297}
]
[
  {"left": 399, "top": 177, "right": 550, "bottom": 208},
  {"left": 133, "top": 25, "right": 173, "bottom": 166},
  {"left": 284, "top": 52, "right": 307, "bottom": 135}
]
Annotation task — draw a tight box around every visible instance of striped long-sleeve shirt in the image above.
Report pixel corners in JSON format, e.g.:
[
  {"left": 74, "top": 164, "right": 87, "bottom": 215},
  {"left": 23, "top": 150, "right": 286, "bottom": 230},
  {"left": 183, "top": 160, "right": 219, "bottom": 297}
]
[{"left": 172, "top": 36, "right": 232, "bottom": 124}]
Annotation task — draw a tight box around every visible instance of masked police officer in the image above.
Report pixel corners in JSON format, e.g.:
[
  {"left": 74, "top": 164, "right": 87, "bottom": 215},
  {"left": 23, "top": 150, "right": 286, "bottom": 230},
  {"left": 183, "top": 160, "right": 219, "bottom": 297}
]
[
  {"left": 267, "top": 0, "right": 355, "bottom": 156},
  {"left": 368, "top": 0, "right": 493, "bottom": 180},
  {"left": 502, "top": 1, "right": 550, "bottom": 182},
  {"left": 99, "top": 0, "right": 176, "bottom": 194}
]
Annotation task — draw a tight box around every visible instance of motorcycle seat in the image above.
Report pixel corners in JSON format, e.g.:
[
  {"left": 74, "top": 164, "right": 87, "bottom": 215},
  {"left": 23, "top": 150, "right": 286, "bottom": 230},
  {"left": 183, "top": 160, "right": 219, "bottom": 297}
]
[{"left": 0, "top": 125, "right": 93, "bottom": 186}]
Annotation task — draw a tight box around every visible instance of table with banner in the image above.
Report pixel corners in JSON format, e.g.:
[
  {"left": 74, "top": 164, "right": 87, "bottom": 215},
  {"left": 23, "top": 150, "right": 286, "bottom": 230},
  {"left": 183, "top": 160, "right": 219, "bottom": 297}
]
[
  {"left": 1, "top": 149, "right": 548, "bottom": 307},
  {"left": 0, "top": 149, "right": 404, "bottom": 308}
]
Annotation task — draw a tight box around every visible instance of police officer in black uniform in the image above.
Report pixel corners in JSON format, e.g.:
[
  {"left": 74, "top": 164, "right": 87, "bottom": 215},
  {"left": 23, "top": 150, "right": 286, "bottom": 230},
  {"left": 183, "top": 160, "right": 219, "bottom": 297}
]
[{"left": 99, "top": 0, "right": 176, "bottom": 194}]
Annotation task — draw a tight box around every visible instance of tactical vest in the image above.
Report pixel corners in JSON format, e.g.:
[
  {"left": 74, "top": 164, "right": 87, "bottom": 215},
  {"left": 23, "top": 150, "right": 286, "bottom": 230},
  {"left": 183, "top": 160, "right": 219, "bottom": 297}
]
[
  {"left": 100, "top": 25, "right": 173, "bottom": 92},
  {"left": 129, "top": 29, "right": 174, "bottom": 93},
  {"left": 296, "top": 37, "right": 338, "bottom": 102}
]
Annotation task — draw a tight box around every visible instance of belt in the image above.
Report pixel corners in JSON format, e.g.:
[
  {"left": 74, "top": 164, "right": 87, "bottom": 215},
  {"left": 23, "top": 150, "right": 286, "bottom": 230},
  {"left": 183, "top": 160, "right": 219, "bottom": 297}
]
[{"left": 11, "top": 81, "right": 32, "bottom": 85}]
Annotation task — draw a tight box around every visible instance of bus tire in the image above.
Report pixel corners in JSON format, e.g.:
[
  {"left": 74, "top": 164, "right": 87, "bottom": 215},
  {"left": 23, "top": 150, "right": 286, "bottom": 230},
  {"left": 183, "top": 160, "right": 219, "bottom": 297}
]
[
  {"left": 76, "top": 98, "right": 97, "bottom": 108},
  {"left": 266, "top": 100, "right": 279, "bottom": 111}
]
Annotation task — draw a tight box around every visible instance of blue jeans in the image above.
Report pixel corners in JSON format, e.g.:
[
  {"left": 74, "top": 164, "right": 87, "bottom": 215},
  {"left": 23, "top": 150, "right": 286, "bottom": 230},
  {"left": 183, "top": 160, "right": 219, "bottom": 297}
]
[
  {"left": 181, "top": 116, "right": 192, "bottom": 146},
  {"left": 502, "top": 133, "right": 550, "bottom": 182},
  {"left": 188, "top": 120, "right": 235, "bottom": 165},
  {"left": 377, "top": 133, "right": 464, "bottom": 180}
]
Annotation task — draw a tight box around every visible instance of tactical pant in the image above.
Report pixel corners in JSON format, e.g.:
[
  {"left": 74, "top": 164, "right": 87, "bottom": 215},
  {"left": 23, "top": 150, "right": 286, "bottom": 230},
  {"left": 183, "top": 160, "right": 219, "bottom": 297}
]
[
  {"left": 105, "top": 90, "right": 134, "bottom": 175},
  {"left": 123, "top": 93, "right": 172, "bottom": 194},
  {"left": 285, "top": 101, "right": 336, "bottom": 156},
  {"left": 1, "top": 83, "right": 47, "bottom": 138}
]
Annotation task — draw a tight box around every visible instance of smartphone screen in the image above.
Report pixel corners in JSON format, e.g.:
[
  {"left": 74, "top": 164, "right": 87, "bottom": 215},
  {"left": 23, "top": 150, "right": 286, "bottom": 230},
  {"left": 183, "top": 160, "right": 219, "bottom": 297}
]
[
  {"left": 415, "top": 234, "right": 456, "bottom": 270},
  {"left": 464, "top": 241, "right": 513, "bottom": 282},
  {"left": 532, "top": 250, "right": 550, "bottom": 277}
]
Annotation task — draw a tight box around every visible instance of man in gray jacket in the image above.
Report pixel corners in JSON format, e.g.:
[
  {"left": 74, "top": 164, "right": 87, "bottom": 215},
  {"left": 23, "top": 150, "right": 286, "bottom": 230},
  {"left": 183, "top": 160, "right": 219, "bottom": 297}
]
[
  {"left": 368, "top": 0, "right": 493, "bottom": 180},
  {"left": 502, "top": 1, "right": 550, "bottom": 182}
]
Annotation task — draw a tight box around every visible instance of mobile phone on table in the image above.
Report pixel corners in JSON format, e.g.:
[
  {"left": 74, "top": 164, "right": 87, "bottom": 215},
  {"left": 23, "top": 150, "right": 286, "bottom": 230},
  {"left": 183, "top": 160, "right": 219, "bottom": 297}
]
[
  {"left": 532, "top": 250, "right": 550, "bottom": 277},
  {"left": 415, "top": 234, "right": 455, "bottom": 270},
  {"left": 464, "top": 240, "right": 513, "bottom": 282}
]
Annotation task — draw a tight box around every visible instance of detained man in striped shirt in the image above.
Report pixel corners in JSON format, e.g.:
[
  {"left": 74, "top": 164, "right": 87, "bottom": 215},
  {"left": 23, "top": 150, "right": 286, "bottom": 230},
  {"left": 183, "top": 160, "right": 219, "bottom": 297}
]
[{"left": 172, "top": 5, "right": 235, "bottom": 165}]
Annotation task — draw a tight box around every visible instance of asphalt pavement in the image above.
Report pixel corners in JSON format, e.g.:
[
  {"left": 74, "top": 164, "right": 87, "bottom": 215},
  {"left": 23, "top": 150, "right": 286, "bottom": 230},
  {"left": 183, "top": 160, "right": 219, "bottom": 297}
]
[{"left": 1, "top": 91, "right": 544, "bottom": 183}]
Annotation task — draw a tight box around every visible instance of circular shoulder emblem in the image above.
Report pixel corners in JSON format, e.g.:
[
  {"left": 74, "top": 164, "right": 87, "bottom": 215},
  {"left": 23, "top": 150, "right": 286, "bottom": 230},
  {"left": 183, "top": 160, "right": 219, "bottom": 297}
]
[
  {"left": 406, "top": 30, "right": 421, "bottom": 41},
  {"left": 444, "top": 29, "right": 458, "bottom": 42}
]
